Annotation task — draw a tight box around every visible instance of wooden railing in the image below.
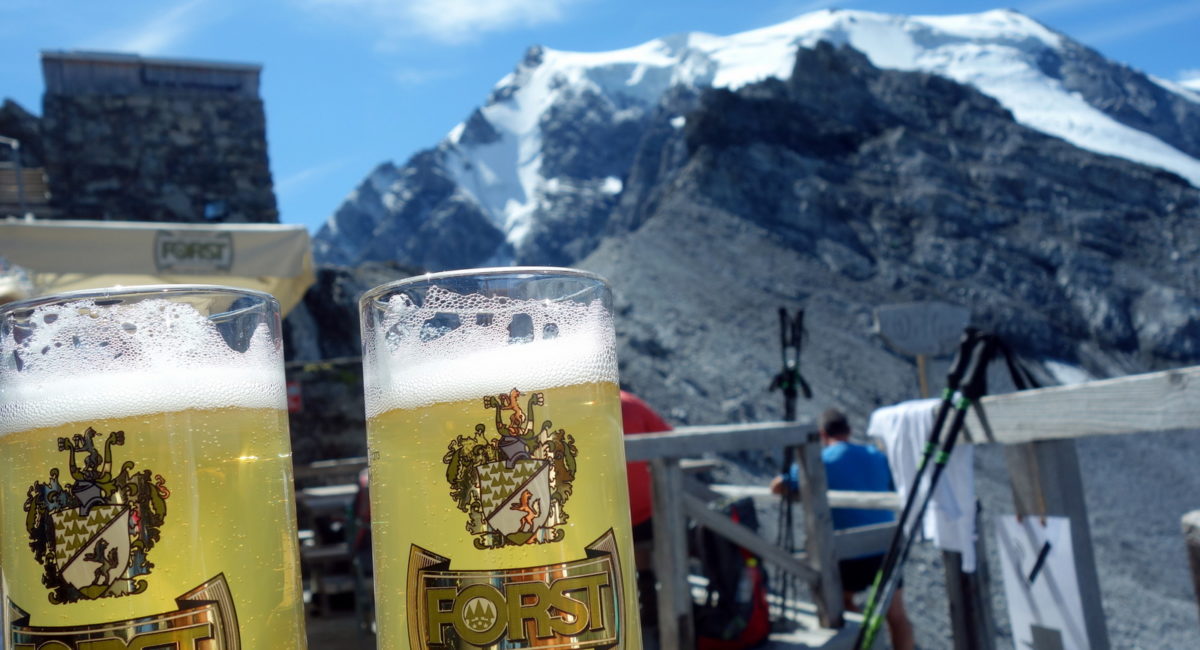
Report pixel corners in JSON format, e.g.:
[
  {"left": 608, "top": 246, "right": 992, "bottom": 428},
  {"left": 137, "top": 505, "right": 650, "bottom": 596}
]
[
  {"left": 626, "top": 421, "right": 897, "bottom": 649},
  {"left": 291, "top": 424, "right": 889, "bottom": 647},
  {"left": 0, "top": 166, "right": 55, "bottom": 218},
  {"left": 961, "top": 364, "right": 1200, "bottom": 650},
  {"left": 0, "top": 167, "right": 49, "bottom": 201}
]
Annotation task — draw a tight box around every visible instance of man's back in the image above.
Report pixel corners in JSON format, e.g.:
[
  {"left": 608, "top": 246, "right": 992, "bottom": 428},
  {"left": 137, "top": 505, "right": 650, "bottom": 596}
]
[{"left": 822, "top": 441, "right": 895, "bottom": 533}]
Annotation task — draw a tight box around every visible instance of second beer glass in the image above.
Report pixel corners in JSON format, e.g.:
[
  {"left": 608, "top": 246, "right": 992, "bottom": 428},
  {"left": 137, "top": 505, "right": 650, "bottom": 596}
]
[{"left": 360, "top": 268, "right": 642, "bottom": 649}]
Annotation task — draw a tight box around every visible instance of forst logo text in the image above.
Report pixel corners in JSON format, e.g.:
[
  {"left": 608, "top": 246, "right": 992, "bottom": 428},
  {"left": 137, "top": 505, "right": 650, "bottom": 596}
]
[
  {"left": 14, "top": 624, "right": 214, "bottom": 649},
  {"left": 425, "top": 572, "right": 614, "bottom": 646}
]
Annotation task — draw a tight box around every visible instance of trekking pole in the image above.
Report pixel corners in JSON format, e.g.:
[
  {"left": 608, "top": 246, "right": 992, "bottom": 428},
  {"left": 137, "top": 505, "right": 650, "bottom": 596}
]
[
  {"left": 855, "top": 328, "right": 982, "bottom": 632},
  {"left": 770, "top": 308, "right": 811, "bottom": 420},
  {"left": 769, "top": 308, "right": 810, "bottom": 620},
  {"left": 855, "top": 335, "right": 997, "bottom": 649},
  {"left": 994, "top": 336, "right": 1040, "bottom": 392}
]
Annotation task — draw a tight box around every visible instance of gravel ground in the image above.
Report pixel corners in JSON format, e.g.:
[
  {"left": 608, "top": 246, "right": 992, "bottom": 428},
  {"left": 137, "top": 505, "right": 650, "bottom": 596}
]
[{"left": 710, "top": 430, "right": 1200, "bottom": 649}]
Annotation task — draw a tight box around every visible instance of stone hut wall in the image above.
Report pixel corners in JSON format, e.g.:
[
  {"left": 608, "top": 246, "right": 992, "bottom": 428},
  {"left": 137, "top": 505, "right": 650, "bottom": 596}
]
[{"left": 39, "top": 51, "right": 277, "bottom": 223}]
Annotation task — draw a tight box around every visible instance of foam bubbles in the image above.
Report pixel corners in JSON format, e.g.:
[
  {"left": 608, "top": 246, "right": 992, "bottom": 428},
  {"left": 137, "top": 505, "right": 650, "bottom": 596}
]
[
  {"left": 0, "top": 296, "right": 285, "bottom": 435},
  {"left": 363, "top": 286, "right": 618, "bottom": 416}
]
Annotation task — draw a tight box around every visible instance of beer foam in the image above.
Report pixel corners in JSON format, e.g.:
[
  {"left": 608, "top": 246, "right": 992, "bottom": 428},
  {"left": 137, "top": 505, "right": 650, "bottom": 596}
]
[
  {"left": 0, "top": 297, "right": 285, "bottom": 435},
  {"left": 363, "top": 286, "right": 618, "bottom": 416}
]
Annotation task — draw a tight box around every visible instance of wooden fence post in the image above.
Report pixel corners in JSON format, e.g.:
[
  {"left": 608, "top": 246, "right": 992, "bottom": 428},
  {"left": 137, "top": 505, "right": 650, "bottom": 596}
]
[
  {"left": 1005, "top": 439, "right": 1110, "bottom": 650},
  {"left": 797, "top": 432, "right": 844, "bottom": 628},
  {"left": 942, "top": 503, "right": 996, "bottom": 650},
  {"left": 1182, "top": 510, "right": 1200, "bottom": 625},
  {"left": 651, "top": 457, "right": 694, "bottom": 649}
]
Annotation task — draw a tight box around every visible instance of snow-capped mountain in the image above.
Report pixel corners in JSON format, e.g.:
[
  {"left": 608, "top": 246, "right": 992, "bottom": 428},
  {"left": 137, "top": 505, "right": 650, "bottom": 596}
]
[{"left": 313, "top": 8, "right": 1199, "bottom": 268}]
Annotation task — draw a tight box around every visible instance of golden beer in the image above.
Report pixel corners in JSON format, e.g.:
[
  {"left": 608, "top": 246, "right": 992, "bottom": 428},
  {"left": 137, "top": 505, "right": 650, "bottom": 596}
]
[
  {"left": 0, "top": 287, "right": 307, "bottom": 650},
  {"left": 361, "top": 269, "right": 643, "bottom": 650}
]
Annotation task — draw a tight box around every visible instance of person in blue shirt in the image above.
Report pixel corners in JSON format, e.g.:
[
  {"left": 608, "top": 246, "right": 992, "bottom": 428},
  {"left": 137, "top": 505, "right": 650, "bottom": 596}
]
[{"left": 771, "top": 408, "right": 915, "bottom": 650}]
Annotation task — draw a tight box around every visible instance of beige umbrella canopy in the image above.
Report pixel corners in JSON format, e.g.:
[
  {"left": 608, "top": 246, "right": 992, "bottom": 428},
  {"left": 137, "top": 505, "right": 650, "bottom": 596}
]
[
  {"left": 0, "top": 273, "right": 28, "bottom": 306},
  {"left": 0, "top": 218, "right": 315, "bottom": 315}
]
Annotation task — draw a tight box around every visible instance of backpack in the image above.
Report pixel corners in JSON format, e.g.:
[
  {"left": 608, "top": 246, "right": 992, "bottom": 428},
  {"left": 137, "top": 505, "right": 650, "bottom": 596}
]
[{"left": 693, "top": 497, "right": 771, "bottom": 650}]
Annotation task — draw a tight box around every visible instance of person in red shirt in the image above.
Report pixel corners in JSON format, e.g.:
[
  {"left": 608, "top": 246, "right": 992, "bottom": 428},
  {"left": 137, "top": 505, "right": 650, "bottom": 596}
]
[
  {"left": 620, "top": 390, "right": 671, "bottom": 625},
  {"left": 621, "top": 390, "right": 671, "bottom": 533}
]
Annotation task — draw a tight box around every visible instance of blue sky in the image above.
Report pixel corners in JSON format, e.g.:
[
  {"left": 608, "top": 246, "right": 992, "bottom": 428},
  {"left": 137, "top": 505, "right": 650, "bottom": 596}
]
[{"left": 2, "top": 0, "right": 1197, "bottom": 234}]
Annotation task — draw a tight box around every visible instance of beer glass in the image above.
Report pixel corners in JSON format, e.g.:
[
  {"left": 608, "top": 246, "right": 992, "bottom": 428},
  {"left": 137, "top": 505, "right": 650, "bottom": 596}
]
[
  {"left": 0, "top": 286, "right": 306, "bottom": 649},
  {"left": 360, "top": 268, "right": 642, "bottom": 649}
]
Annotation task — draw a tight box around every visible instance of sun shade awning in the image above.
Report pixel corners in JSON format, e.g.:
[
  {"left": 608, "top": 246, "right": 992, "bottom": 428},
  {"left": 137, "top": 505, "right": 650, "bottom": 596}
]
[{"left": 0, "top": 218, "right": 315, "bottom": 315}]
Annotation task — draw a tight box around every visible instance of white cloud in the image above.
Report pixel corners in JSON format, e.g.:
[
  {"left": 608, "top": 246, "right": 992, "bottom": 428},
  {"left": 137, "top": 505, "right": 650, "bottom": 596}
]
[
  {"left": 1181, "top": 69, "right": 1200, "bottom": 91},
  {"left": 1018, "top": 0, "right": 1119, "bottom": 17},
  {"left": 411, "top": 0, "right": 565, "bottom": 42},
  {"left": 789, "top": 1, "right": 847, "bottom": 15},
  {"left": 276, "top": 159, "right": 351, "bottom": 197},
  {"left": 1077, "top": 2, "right": 1200, "bottom": 46},
  {"left": 301, "top": 0, "right": 570, "bottom": 44},
  {"left": 85, "top": 0, "right": 220, "bottom": 55},
  {"left": 393, "top": 66, "right": 456, "bottom": 85}
]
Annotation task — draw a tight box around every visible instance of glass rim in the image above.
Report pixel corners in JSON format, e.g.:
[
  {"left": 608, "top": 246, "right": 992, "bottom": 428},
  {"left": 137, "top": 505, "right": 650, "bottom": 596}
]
[
  {"left": 359, "top": 266, "right": 609, "bottom": 306},
  {"left": 0, "top": 283, "right": 279, "bottom": 318}
]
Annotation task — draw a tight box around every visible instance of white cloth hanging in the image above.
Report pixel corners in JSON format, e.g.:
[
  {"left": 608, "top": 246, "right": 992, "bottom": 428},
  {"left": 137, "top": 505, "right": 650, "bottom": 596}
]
[{"left": 867, "top": 398, "right": 978, "bottom": 572}]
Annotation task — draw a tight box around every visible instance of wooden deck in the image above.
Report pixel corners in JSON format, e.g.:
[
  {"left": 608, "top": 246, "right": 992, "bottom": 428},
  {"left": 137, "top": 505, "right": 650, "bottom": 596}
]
[{"left": 763, "top": 598, "right": 860, "bottom": 650}]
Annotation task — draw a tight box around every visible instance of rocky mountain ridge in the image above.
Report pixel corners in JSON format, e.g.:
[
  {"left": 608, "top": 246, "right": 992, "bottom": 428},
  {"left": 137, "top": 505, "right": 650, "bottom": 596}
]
[
  {"left": 570, "top": 40, "right": 1199, "bottom": 423},
  {"left": 313, "top": 9, "right": 1200, "bottom": 272}
]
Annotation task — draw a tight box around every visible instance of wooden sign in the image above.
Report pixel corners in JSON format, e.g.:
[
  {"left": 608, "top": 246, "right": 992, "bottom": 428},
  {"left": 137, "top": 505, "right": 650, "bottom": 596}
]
[
  {"left": 875, "top": 301, "right": 970, "bottom": 357},
  {"left": 997, "top": 516, "right": 1088, "bottom": 650},
  {"left": 155, "top": 230, "right": 234, "bottom": 272}
]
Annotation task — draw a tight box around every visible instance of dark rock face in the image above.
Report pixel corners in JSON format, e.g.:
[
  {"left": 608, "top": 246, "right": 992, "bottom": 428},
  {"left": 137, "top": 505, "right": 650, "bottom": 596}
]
[
  {"left": 359, "top": 148, "right": 506, "bottom": 270},
  {"left": 608, "top": 87, "right": 700, "bottom": 236},
  {"left": 283, "top": 261, "right": 421, "bottom": 363},
  {"left": 539, "top": 87, "right": 650, "bottom": 181},
  {"left": 509, "top": 87, "right": 658, "bottom": 265},
  {"left": 578, "top": 42, "right": 1200, "bottom": 426},
  {"left": 313, "top": 149, "right": 506, "bottom": 270},
  {"left": 458, "top": 109, "right": 501, "bottom": 147},
  {"left": 515, "top": 180, "right": 619, "bottom": 267},
  {"left": 40, "top": 92, "right": 277, "bottom": 222},
  {"left": 0, "top": 100, "right": 44, "bottom": 167},
  {"left": 311, "top": 162, "right": 399, "bottom": 266},
  {"left": 282, "top": 261, "right": 421, "bottom": 464}
]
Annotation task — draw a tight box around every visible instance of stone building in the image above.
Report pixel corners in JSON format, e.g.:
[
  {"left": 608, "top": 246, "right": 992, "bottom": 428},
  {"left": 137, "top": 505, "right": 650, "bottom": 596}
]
[{"left": 31, "top": 51, "right": 278, "bottom": 223}]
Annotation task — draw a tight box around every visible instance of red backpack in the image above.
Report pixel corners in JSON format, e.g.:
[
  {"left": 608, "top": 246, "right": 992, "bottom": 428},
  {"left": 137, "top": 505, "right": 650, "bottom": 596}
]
[{"left": 694, "top": 498, "right": 771, "bottom": 649}]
